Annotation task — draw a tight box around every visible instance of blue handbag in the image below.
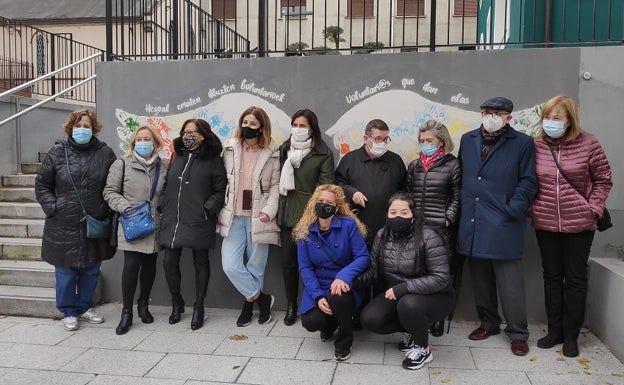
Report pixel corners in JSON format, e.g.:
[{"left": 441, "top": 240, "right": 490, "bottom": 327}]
[{"left": 119, "top": 161, "right": 161, "bottom": 242}]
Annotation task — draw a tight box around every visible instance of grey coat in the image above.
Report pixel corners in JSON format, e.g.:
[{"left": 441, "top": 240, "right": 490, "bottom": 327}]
[{"left": 103, "top": 153, "right": 168, "bottom": 254}]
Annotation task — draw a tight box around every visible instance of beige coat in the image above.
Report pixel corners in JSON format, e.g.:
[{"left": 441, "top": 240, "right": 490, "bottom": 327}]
[
  {"left": 103, "top": 153, "right": 168, "bottom": 253},
  {"left": 218, "top": 138, "right": 281, "bottom": 245}
]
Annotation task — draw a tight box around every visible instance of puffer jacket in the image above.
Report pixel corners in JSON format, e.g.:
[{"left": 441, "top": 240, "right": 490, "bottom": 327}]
[
  {"left": 158, "top": 135, "right": 227, "bottom": 250},
  {"left": 530, "top": 132, "right": 612, "bottom": 233},
  {"left": 357, "top": 226, "right": 451, "bottom": 297},
  {"left": 103, "top": 153, "right": 168, "bottom": 253},
  {"left": 35, "top": 137, "right": 117, "bottom": 268},
  {"left": 218, "top": 138, "right": 281, "bottom": 245},
  {"left": 406, "top": 153, "right": 461, "bottom": 228}
]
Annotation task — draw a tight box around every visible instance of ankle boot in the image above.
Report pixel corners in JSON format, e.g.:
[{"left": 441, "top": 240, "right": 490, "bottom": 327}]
[
  {"left": 255, "top": 292, "right": 274, "bottom": 325},
  {"left": 116, "top": 308, "right": 133, "bottom": 335},
  {"left": 430, "top": 320, "right": 445, "bottom": 337},
  {"left": 169, "top": 294, "right": 185, "bottom": 324},
  {"left": 283, "top": 300, "right": 298, "bottom": 326},
  {"left": 191, "top": 301, "right": 205, "bottom": 331},
  {"left": 137, "top": 299, "right": 154, "bottom": 324}
]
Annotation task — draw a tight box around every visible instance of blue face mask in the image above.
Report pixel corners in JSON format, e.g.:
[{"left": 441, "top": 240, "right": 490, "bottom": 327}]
[
  {"left": 420, "top": 143, "right": 438, "bottom": 157},
  {"left": 542, "top": 119, "right": 566, "bottom": 138},
  {"left": 135, "top": 142, "right": 154, "bottom": 158},
  {"left": 72, "top": 127, "right": 92, "bottom": 144}
]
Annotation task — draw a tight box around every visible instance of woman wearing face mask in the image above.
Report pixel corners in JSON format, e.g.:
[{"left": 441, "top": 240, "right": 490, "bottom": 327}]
[
  {"left": 406, "top": 120, "right": 461, "bottom": 337},
  {"left": 529, "top": 95, "right": 612, "bottom": 357},
  {"left": 219, "top": 106, "right": 281, "bottom": 327},
  {"left": 278, "top": 109, "right": 335, "bottom": 326},
  {"left": 35, "top": 109, "right": 116, "bottom": 332},
  {"left": 293, "top": 184, "right": 370, "bottom": 362},
  {"left": 358, "top": 192, "right": 453, "bottom": 370},
  {"left": 104, "top": 125, "right": 168, "bottom": 335},
  {"left": 158, "top": 119, "right": 227, "bottom": 331}
]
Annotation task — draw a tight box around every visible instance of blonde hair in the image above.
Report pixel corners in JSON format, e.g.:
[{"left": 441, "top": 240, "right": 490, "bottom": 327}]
[
  {"left": 292, "top": 184, "right": 367, "bottom": 241},
  {"left": 124, "top": 125, "right": 164, "bottom": 158},
  {"left": 62, "top": 109, "right": 102, "bottom": 136},
  {"left": 537, "top": 95, "right": 583, "bottom": 142},
  {"left": 418, "top": 119, "right": 454, "bottom": 153},
  {"left": 235, "top": 106, "right": 272, "bottom": 148}
]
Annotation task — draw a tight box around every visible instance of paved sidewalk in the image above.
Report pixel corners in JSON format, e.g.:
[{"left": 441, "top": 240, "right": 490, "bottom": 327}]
[{"left": 0, "top": 303, "right": 623, "bottom": 385}]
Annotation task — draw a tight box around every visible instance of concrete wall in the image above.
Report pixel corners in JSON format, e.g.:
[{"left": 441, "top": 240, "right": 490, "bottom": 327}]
[{"left": 86, "top": 46, "right": 622, "bottom": 324}]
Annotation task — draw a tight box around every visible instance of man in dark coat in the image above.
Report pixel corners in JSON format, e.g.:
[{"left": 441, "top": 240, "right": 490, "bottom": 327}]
[{"left": 457, "top": 97, "right": 537, "bottom": 357}]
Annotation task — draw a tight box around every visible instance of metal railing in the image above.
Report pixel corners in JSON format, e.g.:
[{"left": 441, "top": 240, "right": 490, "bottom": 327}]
[
  {"left": 0, "top": 16, "right": 104, "bottom": 102},
  {"left": 106, "top": 0, "right": 251, "bottom": 60}
]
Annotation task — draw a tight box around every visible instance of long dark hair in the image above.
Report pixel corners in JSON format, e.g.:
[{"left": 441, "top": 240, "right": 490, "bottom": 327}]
[
  {"left": 283, "top": 108, "right": 323, "bottom": 153},
  {"left": 178, "top": 118, "right": 215, "bottom": 139}
]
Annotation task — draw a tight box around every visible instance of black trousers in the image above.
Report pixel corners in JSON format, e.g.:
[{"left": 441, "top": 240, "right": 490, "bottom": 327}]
[
  {"left": 280, "top": 227, "right": 299, "bottom": 302},
  {"left": 361, "top": 291, "right": 453, "bottom": 347},
  {"left": 162, "top": 248, "right": 210, "bottom": 302},
  {"left": 121, "top": 250, "right": 158, "bottom": 309},
  {"left": 535, "top": 229, "right": 595, "bottom": 341},
  {"left": 301, "top": 292, "right": 355, "bottom": 352}
]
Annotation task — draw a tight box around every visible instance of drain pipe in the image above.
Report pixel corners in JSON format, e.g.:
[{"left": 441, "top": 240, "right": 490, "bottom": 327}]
[
  {"left": 544, "top": 0, "right": 552, "bottom": 47},
  {"left": 14, "top": 98, "right": 22, "bottom": 175}
]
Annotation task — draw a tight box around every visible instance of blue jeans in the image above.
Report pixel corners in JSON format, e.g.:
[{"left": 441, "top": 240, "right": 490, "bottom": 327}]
[
  {"left": 55, "top": 261, "right": 101, "bottom": 317},
  {"left": 221, "top": 216, "right": 269, "bottom": 299}
]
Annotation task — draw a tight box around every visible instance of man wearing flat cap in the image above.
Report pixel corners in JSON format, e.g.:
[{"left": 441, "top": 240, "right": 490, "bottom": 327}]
[{"left": 456, "top": 96, "right": 537, "bottom": 357}]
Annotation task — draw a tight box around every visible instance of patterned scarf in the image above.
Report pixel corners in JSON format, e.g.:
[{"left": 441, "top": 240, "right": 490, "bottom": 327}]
[
  {"left": 480, "top": 125, "right": 507, "bottom": 160},
  {"left": 420, "top": 146, "right": 445, "bottom": 172}
]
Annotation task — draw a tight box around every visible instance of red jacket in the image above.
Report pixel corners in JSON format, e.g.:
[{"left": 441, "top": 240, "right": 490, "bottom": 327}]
[{"left": 530, "top": 132, "right": 612, "bottom": 233}]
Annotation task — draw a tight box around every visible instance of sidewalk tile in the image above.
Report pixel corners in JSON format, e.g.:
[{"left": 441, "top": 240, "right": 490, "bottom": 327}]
[
  {"left": 526, "top": 371, "right": 624, "bottom": 384},
  {"left": 0, "top": 323, "right": 73, "bottom": 345},
  {"left": 146, "top": 353, "right": 248, "bottom": 382},
  {"left": 61, "top": 348, "right": 165, "bottom": 376},
  {"left": 0, "top": 344, "right": 85, "bottom": 370},
  {"left": 0, "top": 316, "right": 56, "bottom": 325},
  {"left": 59, "top": 327, "right": 152, "bottom": 350},
  {"left": 428, "top": 368, "right": 532, "bottom": 385},
  {"left": 296, "top": 338, "right": 384, "bottom": 364},
  {"left": 0, "top": 368, "right": 94, "bottom": 385},
  {"left": 237, "top": 357, "right": 335, "bottom": 385},
  {"left": 134, "top": 331, "right": 225, "bottom": 354},
  {"left": 87, "top": 374, "right": 185, "bottom": 385},
  {"left": 471, "top": 346, "right": 571, "bottom": 372},
  {"left": 335, "top": 362, "right": 429, "bottom": 384},
  {"left": 404, "top": 345, "right": 475, "bottom": 370},
  {"left": 214, "top": 334, "right": 302, "bottom": 359}
]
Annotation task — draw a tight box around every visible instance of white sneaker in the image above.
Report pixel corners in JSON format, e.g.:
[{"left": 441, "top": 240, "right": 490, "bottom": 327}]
[
  {"left": 63, "top": 316, "right": 79, "bottom": 331},
  {"left": 78, "top": 308, "right": 104, "bottom": 324},
  {"left": 402, "top": 345, "right": 433, "bottom": 370}
]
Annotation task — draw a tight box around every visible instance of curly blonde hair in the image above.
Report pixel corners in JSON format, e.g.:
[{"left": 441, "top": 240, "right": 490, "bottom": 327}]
[{"left": 292, "top": 184, "right": 367, "bottom": 241}]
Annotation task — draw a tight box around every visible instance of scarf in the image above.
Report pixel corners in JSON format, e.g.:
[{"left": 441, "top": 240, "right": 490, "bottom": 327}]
[
  {"left": 279, "top": 138, "right": 313, "bottom": 196},
  {"left": 420, "top": 147, "right": 445, "bottom": 172},
  {"left": 480, "top": 125, "right": 507, "bottom": 160}
]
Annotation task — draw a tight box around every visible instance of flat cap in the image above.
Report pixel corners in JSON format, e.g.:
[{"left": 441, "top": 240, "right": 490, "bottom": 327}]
[{"left": 480, "top": 97, "right": 513, "bottom": 113}]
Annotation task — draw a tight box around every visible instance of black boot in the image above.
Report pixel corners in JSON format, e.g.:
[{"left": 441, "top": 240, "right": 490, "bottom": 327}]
[
  {"left": 430, "top": 320, "right": 445, "bottom": 337},
  {"left": 283, "top": 300, "right": 298, "bottom": 326},
  {"left": 137, "top": 299, "right": 154, "bottom": 324},
  {"left": 255, "top": 292, "right": 274, "bottom": 325},
  {"left": 191, "top": 300, "right": 205, "bottom": 331},
  {"left": 169, "top": 294, "right": 185, "bottom": 324},
  {"left": 115, "top": 308, "right": 133, "bottom": 335}
]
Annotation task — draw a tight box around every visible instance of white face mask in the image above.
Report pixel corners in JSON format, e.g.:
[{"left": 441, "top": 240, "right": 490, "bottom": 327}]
[
  {"left": 370, "top": 142, "right": 388, "bottom": 157},
  {"left": 291, "top": 127, "right": 310, "bottom": 142},
  {"left": 482, "top": 114, "right": 504, "bottom": 133}
]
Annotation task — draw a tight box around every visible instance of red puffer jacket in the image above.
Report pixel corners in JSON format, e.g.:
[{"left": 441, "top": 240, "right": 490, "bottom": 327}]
[{"left": 530, "top": 132, "right": 612, "bottom": 233}]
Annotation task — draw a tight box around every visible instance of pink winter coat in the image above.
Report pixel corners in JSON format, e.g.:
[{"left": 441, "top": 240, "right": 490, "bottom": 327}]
[{"left": 529, "top": 132, "right": 612, "bottom": 233}]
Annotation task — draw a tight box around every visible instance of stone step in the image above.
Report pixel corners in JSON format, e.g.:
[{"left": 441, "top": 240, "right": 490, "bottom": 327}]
[
  {"left": 0, "top": 218, "right": 44, "bottom": 238},
  {"left": 0, "top": 187, "right": 37, "bottom": 202},
  {"left": 0, "top": 285, "right": 62, "bottom": 318},
  {"left": 1, "top": 174, "right": 36, "bottom": 188},
  {"left": 0, "top": 202, "right": 45, "bottom": 219},
  {"left": 0, "top": 260, "right": 55, "bottom": 287},
  {"left": 0, "top": 237, "right": 42, "bottom": 260},
  {"left": 21, "top": 162, "right": 42, "bottom": 174}
]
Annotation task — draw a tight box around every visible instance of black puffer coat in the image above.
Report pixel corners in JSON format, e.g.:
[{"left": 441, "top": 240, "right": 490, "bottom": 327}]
[
  {"left": 158, "top": 135, "right": 226, "bottom": 250},
  {"left": 35, "top": 137, "right": 117, "bottom": 268},
  {"left": 357, "top": 226, "right": 451, "bottom": 297}
]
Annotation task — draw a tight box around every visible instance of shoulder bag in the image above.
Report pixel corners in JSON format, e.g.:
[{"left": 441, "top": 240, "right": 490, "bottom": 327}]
[
  {"left": 548, "top": 144, "right": 613, "bottom": 232},
  {"left": 64, "top": 146, "right": 112, "bottom": 239},
  {"left": 119, "top": 160, "right": 161, "bottom": 241}
]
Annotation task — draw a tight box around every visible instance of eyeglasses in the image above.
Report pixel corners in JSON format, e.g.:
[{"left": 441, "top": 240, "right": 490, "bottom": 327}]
[
  {"left": 183, "top": 130, "right": 199, "bottom": 136},
  {"left": 482, "top": 111, "right": 509, "bottom": 118},
  {"left": 368, "top": 136, "right": 391, "bottom": 144}
]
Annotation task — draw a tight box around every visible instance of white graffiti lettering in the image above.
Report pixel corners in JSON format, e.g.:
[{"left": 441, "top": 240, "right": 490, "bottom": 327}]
[
  {"left": 450, "top": 93, "right": 470, "bottom": 104},
  {"left": 240, "top": 79, "right": 285, "bottom": 102},
  {"left": 176, "top": 97, "right": 202, "bottom": 111},
  {"left": 144, "top": 103, "right": 170, "bottom": 115},
  {"left": 207, "top": 84, "right": 236, "bottom": 99},
  {"left": 401, "top": 78, "right": 415, "bottom": 89},
  {"left": 422, "top": 81, "right": 438, "bottom": 95},
  {"left": 345, "top": 79, "right": 391, "bottom": 104}
]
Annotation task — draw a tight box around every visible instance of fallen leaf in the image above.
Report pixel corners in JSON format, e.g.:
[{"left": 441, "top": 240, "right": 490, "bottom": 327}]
[
  {"left": 321, "top": 358, "right": 333, "bottom": 362},
  {"left": 529, "top": 356, "right": 537, "bottom": 362},
  {"left": 0, "top": 315, "right": 6, "bottom": 319},
  {"left": 556, "top": 357, "right": 565, "bottom": 361},
  {"left": 432, "top": 371, "right": 441, "bottom": 376},
  {"left": 441, "top": 378, "right": 450, "bottom": 383},
  {"left": 584, "top": 371, "right": 591, "bottom": 375},
  {"left": 555, "top": 372, "right": 563, "bottom": 376},
  {"left": 568, "top": 370, "right": 579, "bottom": 375},
  {"left": 577, "top": 358, "right": 591, "bottom": 365},
  {"left": 233, "top": 365, "right": 240, "bottom": 369},
  {"left": 612, "top": 372, "right": 623, "bottom": 377},
  {"left": 228, "top": 334, "right": 248, "bottom": 341}
]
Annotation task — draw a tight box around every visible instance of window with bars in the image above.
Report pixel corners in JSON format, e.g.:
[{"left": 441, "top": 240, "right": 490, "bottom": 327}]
[
  {"left": 212, "top": 0, "right": 236, "bottom": 20},
  {"left": 397, "top": 0, "right": 425, "bottom": 17},
  {"left": 281, "top": 0, "right": 310, "bottom": 16},
  {"left": 36, "top": 35, "right": 46, "bottom": 75},
  {"left": 453, "top": 0, "right": 478, "bottom": 17},
  {"left": 347, "top": 0, "right": 374, "bottom": 18}
]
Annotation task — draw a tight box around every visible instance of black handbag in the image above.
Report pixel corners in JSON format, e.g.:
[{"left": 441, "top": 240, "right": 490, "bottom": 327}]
[{"left": 548, "top": 144, "right": 613, "bottom": 232}]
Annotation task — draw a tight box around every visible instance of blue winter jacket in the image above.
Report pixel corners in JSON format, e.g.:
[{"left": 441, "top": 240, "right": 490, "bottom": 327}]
[
  {"left": 456, "top": 126, "right": 537, "bottom": 260},
  {"left": 298, "top": 215, "right": 370, "bottom": 315}
]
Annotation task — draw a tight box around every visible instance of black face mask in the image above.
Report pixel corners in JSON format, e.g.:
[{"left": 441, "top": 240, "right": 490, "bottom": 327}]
[
  {"left": 315, "top": 202, "right": 336, "bottom": 219},
  {"left": 387, "top": 216, "right": 413, "bottom": 235},
  {"left": 242, "top": 126, "right": 261, "bottom": 139}
]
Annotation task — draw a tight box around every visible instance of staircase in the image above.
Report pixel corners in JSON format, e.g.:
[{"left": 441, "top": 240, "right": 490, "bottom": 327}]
[{"left": 0, "top": 159, "right": 102, "bottom": 319}]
